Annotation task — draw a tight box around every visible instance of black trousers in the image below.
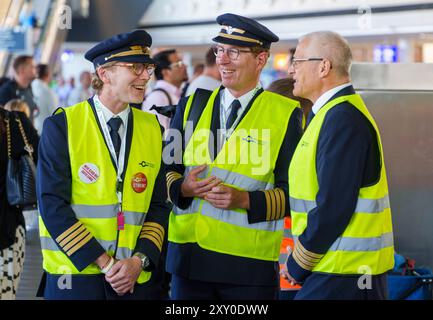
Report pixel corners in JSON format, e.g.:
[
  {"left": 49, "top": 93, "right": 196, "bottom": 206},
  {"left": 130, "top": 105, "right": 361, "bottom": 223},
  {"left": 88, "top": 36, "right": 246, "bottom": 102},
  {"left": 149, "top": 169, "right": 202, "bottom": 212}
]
[
  {"left": 294, "top": 272, "right": 388, "bottom": 300},
  {"left": 170, "top": 274, "right": 278, "bottom": 300}
]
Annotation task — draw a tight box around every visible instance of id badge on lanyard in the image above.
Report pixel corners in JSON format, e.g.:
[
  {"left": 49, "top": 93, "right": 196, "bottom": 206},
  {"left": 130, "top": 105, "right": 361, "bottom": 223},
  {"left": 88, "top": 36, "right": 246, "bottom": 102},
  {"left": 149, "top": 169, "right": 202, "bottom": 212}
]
[{"left": 94, "top": 97, "right": 127, "bottom": 230}]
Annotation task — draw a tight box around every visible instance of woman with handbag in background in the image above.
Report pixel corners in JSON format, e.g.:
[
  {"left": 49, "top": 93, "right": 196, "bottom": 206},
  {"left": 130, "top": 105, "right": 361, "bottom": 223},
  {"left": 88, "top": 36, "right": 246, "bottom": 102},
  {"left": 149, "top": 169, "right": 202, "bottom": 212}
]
[{"left": 0, "top": 107, "right": 38, "bottom": 299}]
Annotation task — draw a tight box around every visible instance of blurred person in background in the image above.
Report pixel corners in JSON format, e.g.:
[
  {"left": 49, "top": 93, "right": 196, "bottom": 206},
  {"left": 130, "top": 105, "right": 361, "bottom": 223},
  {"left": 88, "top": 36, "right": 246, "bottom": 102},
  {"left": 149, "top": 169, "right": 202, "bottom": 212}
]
[
  {"left": 185, "top": 47, "right": 222, "bottom": 96},
  {"left": 181, "top": 63, "right": 204, "bottom": 97},
  {"left": 32, "top": 64, "right": 59, "bottom": 134},
  {"left": 267, "top": 77, "right": 312, "bottom": 122},
  {"left": 4, "top": 99, "right": 31, "bottom": 119},
  {"left": 190, "top": 63, "right": 204, "bottom": 82},
  {"left": 68, "top": 77, "right": 76, "bottom": 91},
  {"left": 55, "top": 76, "right": 72, "bottom": 107},
  {"left": 142, "top": 49, "right": 188, "bottom": 131},
  {"left": 0, "top": 55, "right": 38, "bottom": 123},
  {"left": 0, "top": 107, "right": 39, "bottom": 299},
  {"left": 68, "top": 71, "right": 93, "bottom": 106}
]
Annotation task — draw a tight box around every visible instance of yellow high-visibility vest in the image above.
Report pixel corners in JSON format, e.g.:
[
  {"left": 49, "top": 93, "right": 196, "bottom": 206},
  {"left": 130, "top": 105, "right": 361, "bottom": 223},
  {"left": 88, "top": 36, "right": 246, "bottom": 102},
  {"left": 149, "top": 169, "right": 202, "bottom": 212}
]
[
  {"left": 169, "top": 89, "right": 300, "bottom": 261},
  {"left": 289, "top": 94, "right": 394, "bottom": 275},
  {"left": 39, "top": 100, "right": 162, "bottom": 283}
]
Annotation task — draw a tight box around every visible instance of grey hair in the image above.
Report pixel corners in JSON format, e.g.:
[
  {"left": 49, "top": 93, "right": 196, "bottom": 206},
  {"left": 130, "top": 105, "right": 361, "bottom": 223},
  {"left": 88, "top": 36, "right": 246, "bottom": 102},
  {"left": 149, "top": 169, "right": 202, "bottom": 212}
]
[{"left": 299, "top": 31, "right": 352, "bottom": 76}]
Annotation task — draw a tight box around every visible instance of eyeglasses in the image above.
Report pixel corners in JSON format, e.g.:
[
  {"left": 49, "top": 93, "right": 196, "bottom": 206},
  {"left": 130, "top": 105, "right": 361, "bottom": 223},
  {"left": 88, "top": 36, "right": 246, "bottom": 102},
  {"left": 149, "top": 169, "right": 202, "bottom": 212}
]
[
  {"left": 291, "top": 58, "right": 324, "bottom": 68},
  {"left": 213, "top": 45, "right": 252, "bottom": 60},
  {"left": 169, "top": 61, "right": 186, "bottom": 69},
  {"left": 113, "top": 63, "right": 155, "bottom": 76}
]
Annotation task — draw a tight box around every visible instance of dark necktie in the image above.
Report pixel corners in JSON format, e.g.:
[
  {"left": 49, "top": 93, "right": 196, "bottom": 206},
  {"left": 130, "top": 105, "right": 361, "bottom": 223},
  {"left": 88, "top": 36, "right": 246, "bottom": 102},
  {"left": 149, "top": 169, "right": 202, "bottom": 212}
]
[
  {"left": 107, "top": 117, "right": 122, "bottom": 159},
  {"left": 226, "top": 99, "right": 241, "bottom": 130}
]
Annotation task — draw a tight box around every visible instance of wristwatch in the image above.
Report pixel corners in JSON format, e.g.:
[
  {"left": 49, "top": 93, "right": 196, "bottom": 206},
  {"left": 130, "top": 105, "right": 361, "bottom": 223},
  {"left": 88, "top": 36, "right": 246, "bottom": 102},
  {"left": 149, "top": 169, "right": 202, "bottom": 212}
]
[{"left": 133, "top": 252, "right": 150, "bottom": 271}]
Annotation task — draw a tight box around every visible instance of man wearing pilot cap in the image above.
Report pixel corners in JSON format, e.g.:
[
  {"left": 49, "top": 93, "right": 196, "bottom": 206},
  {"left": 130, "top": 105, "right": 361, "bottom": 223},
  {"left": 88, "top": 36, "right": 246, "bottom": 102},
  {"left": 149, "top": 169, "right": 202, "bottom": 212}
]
[
  {"left": 37, "top": 30, "right": 171, "bottom": 299},
  {"left": 165, "top": 13, "right": 303, "bottom": 299}
]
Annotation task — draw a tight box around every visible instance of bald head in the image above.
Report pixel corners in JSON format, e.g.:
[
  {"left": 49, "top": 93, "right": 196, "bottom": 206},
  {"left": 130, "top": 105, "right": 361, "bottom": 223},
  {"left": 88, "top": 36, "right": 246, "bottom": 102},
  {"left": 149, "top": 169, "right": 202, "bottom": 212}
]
[{"left": 299, "top": 31, "right": 352, "bottom": 77}]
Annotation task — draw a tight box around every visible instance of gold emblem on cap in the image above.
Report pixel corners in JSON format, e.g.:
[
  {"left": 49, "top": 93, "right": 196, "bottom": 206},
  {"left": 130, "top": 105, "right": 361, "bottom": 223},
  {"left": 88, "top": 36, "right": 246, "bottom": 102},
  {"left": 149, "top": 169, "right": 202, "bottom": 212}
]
[
  {"left": 104, "top": 46, "right": 151, "bottom": 61},
  {"left": 218, "top": 32, "right": 263, "bottom": 46},
  {"left": 222, "top": 25, "right": 245, "bottom": 34}
]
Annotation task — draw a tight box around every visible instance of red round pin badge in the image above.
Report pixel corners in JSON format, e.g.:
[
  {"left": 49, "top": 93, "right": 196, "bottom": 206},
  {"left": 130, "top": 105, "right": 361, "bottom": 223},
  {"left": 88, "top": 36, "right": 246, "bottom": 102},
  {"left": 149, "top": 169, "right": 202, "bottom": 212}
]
[{"left": 132, "top": 172, "right": 147, "bottom": 193}]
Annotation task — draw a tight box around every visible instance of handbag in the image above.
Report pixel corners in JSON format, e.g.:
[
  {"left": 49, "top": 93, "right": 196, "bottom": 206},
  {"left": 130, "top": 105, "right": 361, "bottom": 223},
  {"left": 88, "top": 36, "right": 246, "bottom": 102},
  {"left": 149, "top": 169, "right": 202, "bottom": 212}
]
[{"left": 5, "top": 112, "right": 37, "bottom": 209}]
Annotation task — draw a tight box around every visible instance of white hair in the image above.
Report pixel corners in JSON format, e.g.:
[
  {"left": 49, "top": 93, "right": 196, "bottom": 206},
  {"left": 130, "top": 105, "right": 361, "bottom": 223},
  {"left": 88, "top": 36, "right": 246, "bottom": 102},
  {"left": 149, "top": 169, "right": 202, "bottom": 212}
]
[{"left": 299, "top": 31, "right": 352, "bottom": 76}]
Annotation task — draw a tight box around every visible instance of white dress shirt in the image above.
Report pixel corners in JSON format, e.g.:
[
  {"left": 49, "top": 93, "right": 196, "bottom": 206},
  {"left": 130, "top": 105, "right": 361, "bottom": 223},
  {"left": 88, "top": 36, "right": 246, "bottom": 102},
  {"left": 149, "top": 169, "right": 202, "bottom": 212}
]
[
  {"left": 93, "top": 95, "right": 130, "bottom": 143},
  {"left": 219, "top": 84, "right": 262, "bottom": 135},
  {"left": 311, "top": 83, "right": 352, "bottom": 115},
  {"left": 32, "top": 79, "right": 59, "bottom": 134}
]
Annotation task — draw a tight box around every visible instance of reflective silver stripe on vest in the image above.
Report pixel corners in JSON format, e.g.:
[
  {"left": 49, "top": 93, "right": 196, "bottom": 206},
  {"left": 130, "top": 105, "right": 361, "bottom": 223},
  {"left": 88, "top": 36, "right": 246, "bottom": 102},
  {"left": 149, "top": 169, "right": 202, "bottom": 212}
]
[
  {"left": 328, "top": 232, "right": 394, "bottom": 252},
  {"left": 40, "top": 236, "right": 61, "bottom": 251},
  {"left": 41, "top": 236, "right": 117, "bottom": 252},
  {"left": 201, "top": 202, "right": 283, "bottom": 232},
  {"left": 355, "top": 196, "right": 390, "bottom": 213},
  {"left": 71, "top": 204, "right": 146, "bottom": 226},
  {"left": 279, "top": 253, "right": 288, "bottom": 264},
  {"left": 172, "top": 198, "right": 201, "bottom": 216},
  {"left": 172, "top": 166, "right": 274, "bottom": 216},
  {"left": 115, "top": 247, "right": 134, "bottom": 259},
  {"left": 293, "top": 232, "right": 394, "bottom": 252},
  {"left": 290, "top": 195, "right": 390, "bottom": 214},
  {"left": 211, "top": 167, "right": 273, "bottom": 191},
  {"left": 284, "top": 228, "right": 292, "bottom": 239},
  {"left": 40, "top": 236, "right": 128, "bottom": 256},
  {"left": 289, "top": 197, "right": 316, "bottom": 213}
]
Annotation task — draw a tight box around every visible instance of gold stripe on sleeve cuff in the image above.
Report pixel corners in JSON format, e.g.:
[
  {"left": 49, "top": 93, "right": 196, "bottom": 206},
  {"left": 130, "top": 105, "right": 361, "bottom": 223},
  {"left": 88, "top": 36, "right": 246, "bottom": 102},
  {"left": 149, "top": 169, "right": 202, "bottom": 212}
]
[
  {"left": 142, "top": 222, "right": 164, "bottom": 234},
  {"left": 66, "top": 232, "right": 93, "bottom": 256},
  {"left": 166, "top": 172, "right": 182, "bottom": 187},
  {"left": 56, "top": 221, "right": 83, "bottom": 243},
  {"left": 166, "top": 171, "right": 183, "bottom": 202},
  {"left": 62, "top": 230, "right": 91, "bottom": 253},
  {"left": 268, "top": 190, "right": 277, "bottom": 220},
  {"left": 275, "top": 188, "right": 286, "bottom": 219},
  {"left": 264, "top": 190, "right": 271, "bottom": 221},
  {"left": 140, "top": 233, "right": 163, "bottom": 252},
  {"left": 58, "top": 224, "right": 86, "bottom": 248},
  {"left": 296, "top": 240, "right": 324, "bottom": 261},
  {"left": 140, "top": 230, "right": 163, "bottom": 249},
  {"left": 292, "top": 246, "right": 316, "bottom": 271},
  {"left": 141, "top": 226, "right": 164, "bottom": 244}
]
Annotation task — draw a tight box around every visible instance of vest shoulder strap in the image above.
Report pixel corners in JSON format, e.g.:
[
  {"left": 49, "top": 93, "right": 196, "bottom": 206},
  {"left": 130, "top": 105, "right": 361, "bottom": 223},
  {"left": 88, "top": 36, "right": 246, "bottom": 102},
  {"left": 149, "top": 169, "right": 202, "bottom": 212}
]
[
  {"left": 186, "top": 88, "right": 212, "bottom": 133},
  {"left": 53, "top": 107, "right": 65, "bottom": 115}
]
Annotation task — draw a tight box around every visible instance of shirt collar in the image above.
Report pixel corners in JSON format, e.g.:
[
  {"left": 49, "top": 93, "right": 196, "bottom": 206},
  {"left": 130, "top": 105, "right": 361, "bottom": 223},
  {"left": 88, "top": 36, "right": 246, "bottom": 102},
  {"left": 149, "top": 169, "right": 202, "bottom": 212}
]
[
  {"left": 94, "top": 95, "right": 130, "bottom": 126},
  {"left": 155, "top": 80, "right": 182, "bottom": 99},
  {"left": 312, "top": 82, "right": 352, "bottom": 115},
  {"left": 222, "top": 83, "right": 262, "bottom": 111}
]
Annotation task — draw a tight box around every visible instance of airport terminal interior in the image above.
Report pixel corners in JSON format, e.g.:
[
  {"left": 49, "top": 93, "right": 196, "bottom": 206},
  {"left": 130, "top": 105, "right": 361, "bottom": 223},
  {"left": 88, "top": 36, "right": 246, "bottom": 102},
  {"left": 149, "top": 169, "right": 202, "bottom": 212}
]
[{"left": 1, "top": 0, "right": 433, "bottom": 301}]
